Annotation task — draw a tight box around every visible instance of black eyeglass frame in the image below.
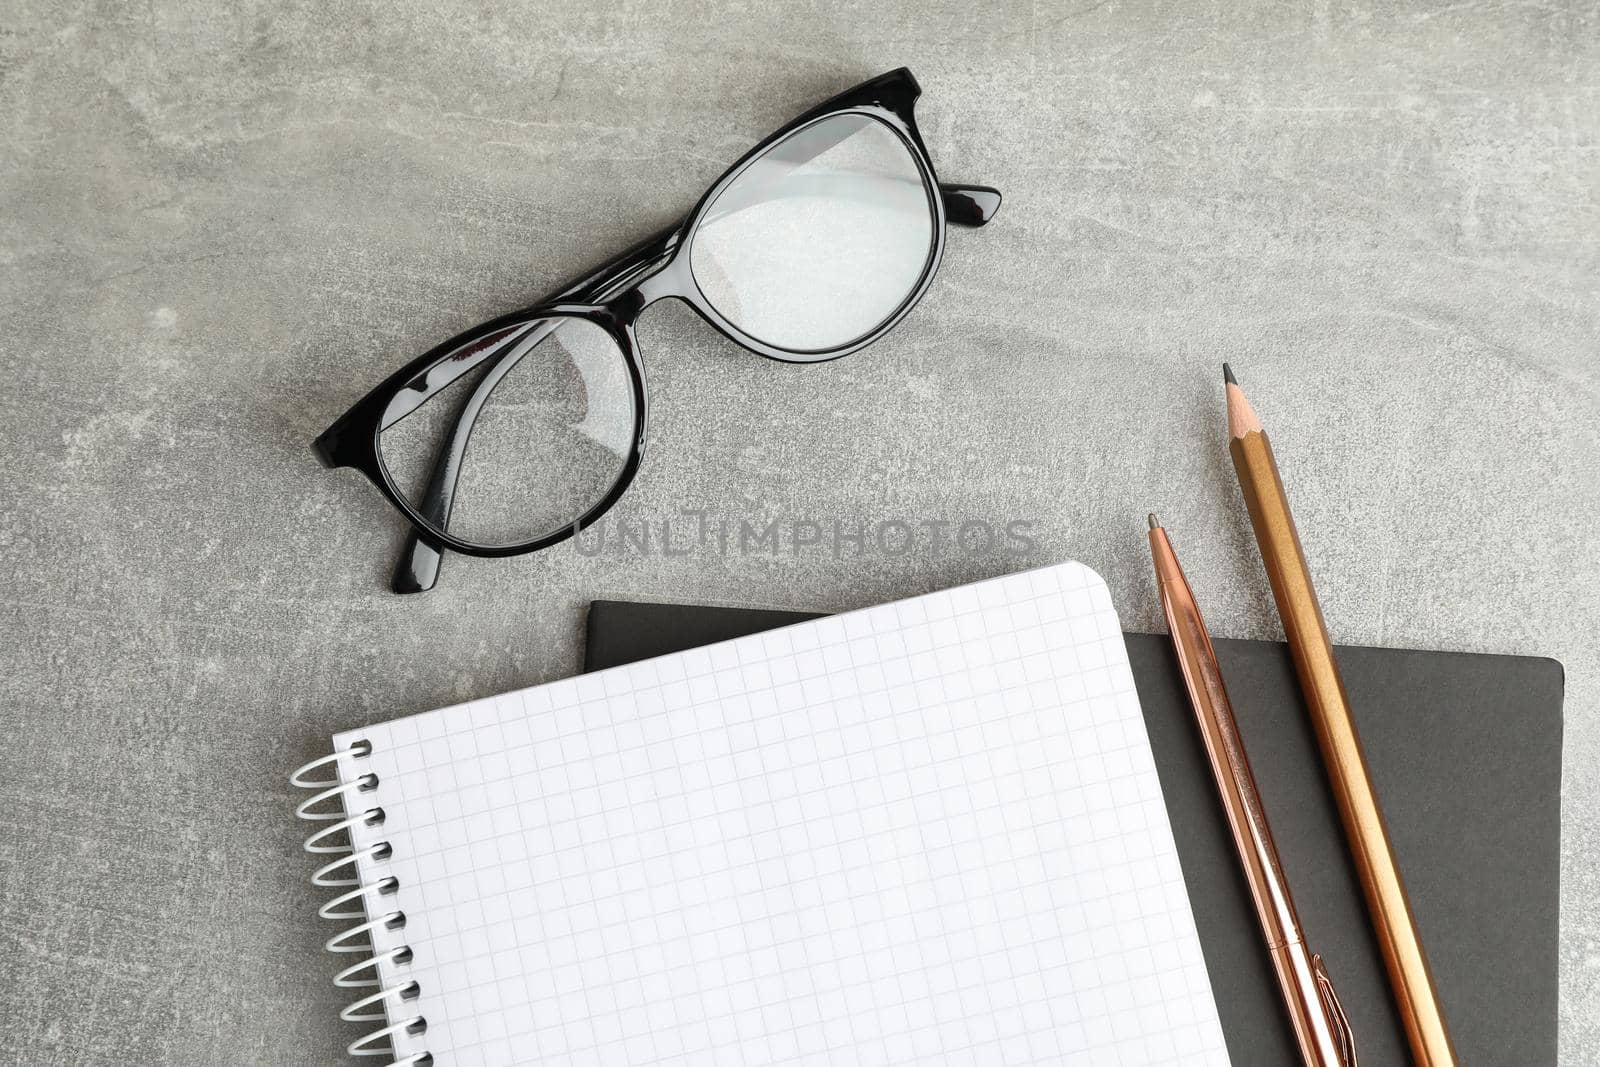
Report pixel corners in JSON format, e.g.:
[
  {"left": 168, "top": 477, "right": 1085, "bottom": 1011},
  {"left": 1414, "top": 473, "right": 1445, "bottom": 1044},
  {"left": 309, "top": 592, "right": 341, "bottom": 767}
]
[{"left": 313, "top": 67, "right": 1001, "bottom": 591}]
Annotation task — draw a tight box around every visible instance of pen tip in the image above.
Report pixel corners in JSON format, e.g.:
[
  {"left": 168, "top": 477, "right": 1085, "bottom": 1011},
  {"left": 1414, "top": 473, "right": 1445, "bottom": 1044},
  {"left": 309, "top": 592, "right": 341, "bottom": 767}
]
[
  {"left": 1222, "top": 362, "right": 1237, "bottom": 386},
  {"left": 1147, "top": 513, "right": 1160, "bottom": 531}
]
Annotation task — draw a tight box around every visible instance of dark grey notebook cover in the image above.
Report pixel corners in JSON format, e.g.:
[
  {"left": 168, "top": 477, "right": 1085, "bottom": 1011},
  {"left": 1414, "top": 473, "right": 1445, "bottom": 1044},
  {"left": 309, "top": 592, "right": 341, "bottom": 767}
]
[{"left": 585, "top": 599, "right": 1563, "bottom": 1066}]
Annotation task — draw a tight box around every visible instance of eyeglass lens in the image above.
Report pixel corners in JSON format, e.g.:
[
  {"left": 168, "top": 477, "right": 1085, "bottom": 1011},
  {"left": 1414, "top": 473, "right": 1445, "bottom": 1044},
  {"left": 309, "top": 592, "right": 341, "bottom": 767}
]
[
  {"left": 376, "top": 316, "right": 636, "bottom": 548},
  {"left": 689, "top": 113, "right": 936, "bottom": 354}
]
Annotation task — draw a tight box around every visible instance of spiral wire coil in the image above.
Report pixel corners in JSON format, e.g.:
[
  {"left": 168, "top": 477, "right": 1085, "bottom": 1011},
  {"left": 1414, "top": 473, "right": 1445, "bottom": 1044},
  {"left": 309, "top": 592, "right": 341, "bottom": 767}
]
[{"left": 293, "top": 741, "right": 432, "bottom": 1067}]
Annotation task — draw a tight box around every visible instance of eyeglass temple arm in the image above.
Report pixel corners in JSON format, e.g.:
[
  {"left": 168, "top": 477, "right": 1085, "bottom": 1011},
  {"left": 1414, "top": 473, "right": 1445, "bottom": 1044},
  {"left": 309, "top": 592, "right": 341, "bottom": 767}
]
[
  {"left": 392, "top": 225, "right": 681, "bottom": 593},
  {"left": 940, "top": 184, "right": 1002, "bottom": 227},
  {"left": 394, "top": 182, "right": 1001, "bottom": 593}
]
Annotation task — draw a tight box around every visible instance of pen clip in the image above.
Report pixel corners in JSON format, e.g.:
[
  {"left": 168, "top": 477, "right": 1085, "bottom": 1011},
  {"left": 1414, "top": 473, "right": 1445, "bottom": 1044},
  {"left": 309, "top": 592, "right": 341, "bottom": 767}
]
[{"left": 1312, "top": 953, "right": 1358, "bottom": 1067}]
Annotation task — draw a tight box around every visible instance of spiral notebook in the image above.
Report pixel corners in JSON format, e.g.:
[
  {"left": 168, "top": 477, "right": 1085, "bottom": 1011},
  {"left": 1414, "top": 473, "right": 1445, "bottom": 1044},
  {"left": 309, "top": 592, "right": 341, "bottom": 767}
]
[{"left": 293, "top": 562, "right": 1229, "bottom": 1066}]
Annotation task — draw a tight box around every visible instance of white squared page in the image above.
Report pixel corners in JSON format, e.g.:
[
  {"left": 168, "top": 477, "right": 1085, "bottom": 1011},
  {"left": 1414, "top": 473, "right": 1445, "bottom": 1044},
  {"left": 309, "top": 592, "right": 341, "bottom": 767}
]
[{"left": 335, "top": 561, "right": 1229, "bottom": 1066}]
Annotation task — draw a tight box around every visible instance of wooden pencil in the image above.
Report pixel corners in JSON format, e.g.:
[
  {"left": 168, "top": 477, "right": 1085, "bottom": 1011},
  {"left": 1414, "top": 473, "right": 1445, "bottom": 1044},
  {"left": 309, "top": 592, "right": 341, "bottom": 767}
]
[{"left": 1224, "top": 363, "right": 1458, "bottom": 1066}]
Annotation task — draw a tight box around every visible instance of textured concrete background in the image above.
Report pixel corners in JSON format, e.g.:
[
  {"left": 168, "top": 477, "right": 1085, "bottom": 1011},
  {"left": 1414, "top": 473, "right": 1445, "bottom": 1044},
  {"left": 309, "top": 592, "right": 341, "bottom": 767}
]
[{"left": 2, "top": 1, "right": 1596, "bottom": 1063}]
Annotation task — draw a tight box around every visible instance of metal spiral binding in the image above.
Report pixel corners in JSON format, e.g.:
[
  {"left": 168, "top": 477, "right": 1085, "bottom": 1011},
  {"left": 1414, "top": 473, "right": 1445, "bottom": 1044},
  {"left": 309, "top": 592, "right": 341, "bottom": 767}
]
[{"left": 293, "top": 741, "right": 433, "bottom": 1067}]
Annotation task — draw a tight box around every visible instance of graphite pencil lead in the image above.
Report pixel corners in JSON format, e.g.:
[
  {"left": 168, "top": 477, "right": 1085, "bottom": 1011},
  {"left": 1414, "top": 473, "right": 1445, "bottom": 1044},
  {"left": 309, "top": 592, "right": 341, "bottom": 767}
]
[
  {"left": 1223, "top": 362, "right": 1238, "bottom": 386},
  {"left": 1148, "top": 513, "right": 1161, "bottom": 531}
]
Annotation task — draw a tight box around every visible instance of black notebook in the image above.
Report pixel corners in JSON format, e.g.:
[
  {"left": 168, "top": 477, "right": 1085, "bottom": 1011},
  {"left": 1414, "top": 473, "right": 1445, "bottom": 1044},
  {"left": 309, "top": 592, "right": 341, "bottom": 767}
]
[{"left": 586, "top": 599, "right": 1563, "bottom": 1066}]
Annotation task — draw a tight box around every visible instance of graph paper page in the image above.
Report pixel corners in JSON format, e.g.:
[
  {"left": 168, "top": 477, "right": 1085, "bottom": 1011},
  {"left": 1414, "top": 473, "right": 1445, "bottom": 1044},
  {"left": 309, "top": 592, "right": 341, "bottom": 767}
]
[{"left": 335, "top": 562, "right": 1229, "bottom": 1066}]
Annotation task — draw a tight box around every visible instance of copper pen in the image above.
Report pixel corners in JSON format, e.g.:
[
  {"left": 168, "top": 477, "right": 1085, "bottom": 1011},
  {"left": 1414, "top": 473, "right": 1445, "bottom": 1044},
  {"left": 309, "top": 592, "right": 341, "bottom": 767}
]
[{"left": 1148, "top": 515, "right": 1357, "bottom": 1067}]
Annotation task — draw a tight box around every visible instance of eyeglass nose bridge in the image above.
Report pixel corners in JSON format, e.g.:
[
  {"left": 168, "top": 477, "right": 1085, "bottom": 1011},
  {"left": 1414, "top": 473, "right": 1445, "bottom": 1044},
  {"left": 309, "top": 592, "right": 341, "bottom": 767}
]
[{"left": 587, "top": 226, "right": 686, "bottom": 305}]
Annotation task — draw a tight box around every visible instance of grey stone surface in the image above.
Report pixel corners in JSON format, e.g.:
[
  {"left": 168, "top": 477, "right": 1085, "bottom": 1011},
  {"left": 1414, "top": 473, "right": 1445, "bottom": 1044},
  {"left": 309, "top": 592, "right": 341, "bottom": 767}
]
[{"left": 1, "top": 1, "right": 1595, "bottom": 1063}]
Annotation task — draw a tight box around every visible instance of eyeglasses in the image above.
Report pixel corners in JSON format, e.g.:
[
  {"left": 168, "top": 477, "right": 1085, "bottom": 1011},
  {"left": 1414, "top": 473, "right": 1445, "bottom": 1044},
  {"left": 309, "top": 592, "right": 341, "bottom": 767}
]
[{"left": 313, "top": 68, "right": 1001, "bottom": 593}]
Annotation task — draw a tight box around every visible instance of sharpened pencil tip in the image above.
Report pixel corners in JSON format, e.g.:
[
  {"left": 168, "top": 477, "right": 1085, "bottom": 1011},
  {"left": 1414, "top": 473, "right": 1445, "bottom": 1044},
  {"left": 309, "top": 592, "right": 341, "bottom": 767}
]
[
  {"left": 1222, "top": 362, "right": 1237, "bottom": 386},
  {"left": 1148, "top": 513, "right": 1160, "bottom": 531}
]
